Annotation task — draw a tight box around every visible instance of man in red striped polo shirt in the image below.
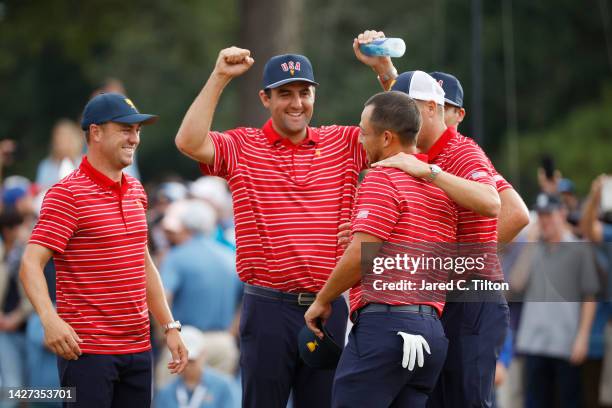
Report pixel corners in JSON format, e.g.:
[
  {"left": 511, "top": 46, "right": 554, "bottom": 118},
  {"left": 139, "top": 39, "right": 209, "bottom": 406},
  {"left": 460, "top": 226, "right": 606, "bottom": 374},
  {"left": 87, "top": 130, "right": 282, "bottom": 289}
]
[
  {"left": 353, "top": 30, "right": 529, "bottom": 408},
  {"left": 19, "top": 93, "right": 188, "bottom": 408},
  {"left": 377, "top": 71, "right": 515, "bottom": 408},
  {"left": 375, "top": 71, "right": 524, "bottom": 408},
  {"left": 175, "top": 47, "right": 368, "bottom": 408},
  {"left": 305, "top": 91, "right": 457, "bottom": 407}
]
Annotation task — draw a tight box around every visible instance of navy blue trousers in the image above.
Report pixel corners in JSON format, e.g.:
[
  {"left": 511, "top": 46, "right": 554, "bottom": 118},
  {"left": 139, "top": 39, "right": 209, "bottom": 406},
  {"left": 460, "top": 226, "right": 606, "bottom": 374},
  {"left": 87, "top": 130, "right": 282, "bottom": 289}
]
[
  {"left": 332, "top": 310, "right": 448, "bottom": 408},
  {"left": 57, "top": 351, "right": 152, "bottom": 408},
  {"left": 428, "top": 297, "right": 509, "bottom": 408},
  {"left": 239, "top": 292, "right": 348, "bottom": 408}
]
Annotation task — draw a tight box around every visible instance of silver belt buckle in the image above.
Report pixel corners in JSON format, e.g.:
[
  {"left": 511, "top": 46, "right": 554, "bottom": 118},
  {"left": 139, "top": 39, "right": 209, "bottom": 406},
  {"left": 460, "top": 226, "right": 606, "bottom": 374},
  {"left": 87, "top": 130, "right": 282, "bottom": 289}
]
[{"left": 297, "top": 293, "right": 315, "bottom": 306}]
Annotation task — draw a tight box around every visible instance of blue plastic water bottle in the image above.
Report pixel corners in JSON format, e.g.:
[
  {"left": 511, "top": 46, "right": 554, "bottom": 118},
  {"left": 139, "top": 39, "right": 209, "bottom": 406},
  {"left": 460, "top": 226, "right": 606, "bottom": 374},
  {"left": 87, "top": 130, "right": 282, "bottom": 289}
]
[{"left": 359, "top": 38, "right": 406, "bottom": 58}]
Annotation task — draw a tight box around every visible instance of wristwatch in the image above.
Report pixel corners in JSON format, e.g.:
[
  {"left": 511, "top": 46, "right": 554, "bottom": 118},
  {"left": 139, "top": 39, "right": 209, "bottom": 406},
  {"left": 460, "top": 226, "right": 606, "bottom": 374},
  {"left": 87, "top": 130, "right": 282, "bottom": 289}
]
[
  {"left": 426, "top": 164, "right": 442, "bottom": 182},
  {"left": 378, "top": 67, "right": 398, "bottom": 83},
  {"left": 163, "top": 320, "right": 182, "bottom": 333},
  {"left": 377, "top": 67, "right": 398, "bottom": 91}
]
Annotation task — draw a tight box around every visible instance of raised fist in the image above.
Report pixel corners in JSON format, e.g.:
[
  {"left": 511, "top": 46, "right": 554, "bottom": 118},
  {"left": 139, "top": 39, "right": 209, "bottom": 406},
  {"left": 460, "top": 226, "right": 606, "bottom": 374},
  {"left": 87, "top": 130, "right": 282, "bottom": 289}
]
[{"left": 214, "top": 47, "right": 255, "bottom": 79}]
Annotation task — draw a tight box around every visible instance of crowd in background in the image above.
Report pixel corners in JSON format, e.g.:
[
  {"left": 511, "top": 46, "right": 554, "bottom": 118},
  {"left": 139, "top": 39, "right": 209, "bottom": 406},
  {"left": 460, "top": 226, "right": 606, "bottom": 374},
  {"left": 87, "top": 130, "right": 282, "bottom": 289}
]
[{"left": 0, "top": 89, "right": 611, "bottom": 408}]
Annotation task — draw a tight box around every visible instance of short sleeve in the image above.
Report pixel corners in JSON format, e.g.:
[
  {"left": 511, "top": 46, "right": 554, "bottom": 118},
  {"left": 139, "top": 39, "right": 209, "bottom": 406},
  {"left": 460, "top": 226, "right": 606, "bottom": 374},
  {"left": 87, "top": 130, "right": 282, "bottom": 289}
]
[
  {"left": 199, "top": 130, "right": 243, "bottom": 179},
  {"left": 29, "top": 185, "right": 78, "bottom": 254},
  {"left": 351, "top": 169, "right": 400, "bottom": 241},
  {"left": 491, "top": 168, "right": 513, "bottom": 193},
  {"left": 345, "top": 126, "right": 368, "bottom": 172},
  {"left": 446, "top": 141, "right": 496, "bottom": 188}
]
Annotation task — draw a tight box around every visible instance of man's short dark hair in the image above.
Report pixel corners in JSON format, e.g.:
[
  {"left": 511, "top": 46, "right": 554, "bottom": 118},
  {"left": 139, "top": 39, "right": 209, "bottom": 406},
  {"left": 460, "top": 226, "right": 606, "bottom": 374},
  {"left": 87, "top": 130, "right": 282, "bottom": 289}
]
[{"left": 364, "top": 91, "right": 421, "bottom": 145}]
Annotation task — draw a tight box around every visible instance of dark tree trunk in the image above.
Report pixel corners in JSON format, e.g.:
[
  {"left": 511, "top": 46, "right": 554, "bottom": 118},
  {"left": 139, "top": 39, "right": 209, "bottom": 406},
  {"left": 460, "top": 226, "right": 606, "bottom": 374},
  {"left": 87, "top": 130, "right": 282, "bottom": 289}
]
[{"left": 238, "top": 0, "right": 304, "bottom": 127}]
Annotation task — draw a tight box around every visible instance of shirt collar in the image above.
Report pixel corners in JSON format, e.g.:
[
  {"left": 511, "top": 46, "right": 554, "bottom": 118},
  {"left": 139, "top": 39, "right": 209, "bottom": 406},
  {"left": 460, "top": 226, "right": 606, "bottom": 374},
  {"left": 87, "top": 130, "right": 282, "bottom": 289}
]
[
  {"left": 80, "top": 155, "right": 129, "bottom": 197},
  {"left": 426, "top": 126, "right": 456, "bottom": 162},
  {"left": 262, "top": 119, "right": 319, "bottom": 148}
]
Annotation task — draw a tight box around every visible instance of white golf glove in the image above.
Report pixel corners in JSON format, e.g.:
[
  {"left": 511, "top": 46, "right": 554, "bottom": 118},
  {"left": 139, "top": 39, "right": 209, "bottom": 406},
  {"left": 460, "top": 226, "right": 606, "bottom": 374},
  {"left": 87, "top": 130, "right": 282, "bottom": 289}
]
[{"left": 397, "top": 332, "right": 431, "bottom": 371}]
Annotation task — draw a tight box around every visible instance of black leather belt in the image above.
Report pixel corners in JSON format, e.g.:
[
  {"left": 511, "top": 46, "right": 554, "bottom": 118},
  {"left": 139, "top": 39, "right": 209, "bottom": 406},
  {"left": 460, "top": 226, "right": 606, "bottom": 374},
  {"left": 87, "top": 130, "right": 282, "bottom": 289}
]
[
  {"left": 356, "top": 303, "right": 438, "bottom": 319},
  {"left": 244, "top": 283, "right": 317, "bottom": 306}
]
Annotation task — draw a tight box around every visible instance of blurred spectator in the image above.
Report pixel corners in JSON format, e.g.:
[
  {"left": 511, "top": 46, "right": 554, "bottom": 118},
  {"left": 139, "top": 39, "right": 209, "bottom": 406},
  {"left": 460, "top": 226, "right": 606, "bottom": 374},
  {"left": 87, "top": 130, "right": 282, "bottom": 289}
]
[
  {"left": 189, "top": 176, "right": 235, "bottom": 250},
  {"left": 580, "top": 174, "right": 612, "bottom": 407},
  {"left": 559, "top": 178, "right": 583, "bottom": 235},
  {"left": 0, "top": 209, "right": 32, "bottom": 399},
  {"left": 0, "top": 139, "right": 17, "bottom": 185},
  {"left": 148, "top": 181, "right": 189, "bottom": 262},
  {"left": 496, "top": 225, "right": 533, "bottom": 408},
  {"left": 156, "top": 199, "right": 241, "bottom": 383},
  {"left": 511, "top": 193, "right": 599, "bottom": 408},
  {"left": 155, "top": 326, "right": 240, "bottom": 408},
  {"left": 35, "top": 119, "right": 84, "bottom": 190}
]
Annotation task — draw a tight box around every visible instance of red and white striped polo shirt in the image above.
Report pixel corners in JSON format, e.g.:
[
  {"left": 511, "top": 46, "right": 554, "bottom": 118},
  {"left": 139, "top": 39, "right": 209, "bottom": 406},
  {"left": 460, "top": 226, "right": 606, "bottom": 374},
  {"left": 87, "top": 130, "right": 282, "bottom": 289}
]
[
  {"left": 200, "top": 119, "right": 368, "bottom": 293},
  {"left": 427, "top": 127, "right": 512, "bottom": 280},
  {"left": 349, "top": 157, "right": 458, "bottom": 316},
  {"left": 29, "top": 156, "right": 150, "bottom": 354}
]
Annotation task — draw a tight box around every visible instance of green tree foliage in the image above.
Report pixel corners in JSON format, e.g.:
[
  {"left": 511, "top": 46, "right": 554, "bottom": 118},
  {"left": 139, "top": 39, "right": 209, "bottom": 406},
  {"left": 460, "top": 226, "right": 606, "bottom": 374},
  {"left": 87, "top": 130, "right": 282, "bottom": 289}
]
[
  {"left": 1, "top": 0, "right": 610, "bottom": 193},
  {"left": 511, "top": 83, "right": 612, "bottom": 199},
  {"left": 0, "top": 0, "right": 238, "bottom": 181}
]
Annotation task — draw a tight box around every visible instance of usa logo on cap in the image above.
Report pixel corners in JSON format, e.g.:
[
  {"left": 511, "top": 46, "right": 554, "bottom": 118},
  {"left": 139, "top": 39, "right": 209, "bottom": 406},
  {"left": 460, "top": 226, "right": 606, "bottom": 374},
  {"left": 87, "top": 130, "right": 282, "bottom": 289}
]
[
  {"left": 262, "top": 54, "right": 318, "bottom": 89},
  {"left": 281, "top": 61, "right": 301, "bottom": 76}
]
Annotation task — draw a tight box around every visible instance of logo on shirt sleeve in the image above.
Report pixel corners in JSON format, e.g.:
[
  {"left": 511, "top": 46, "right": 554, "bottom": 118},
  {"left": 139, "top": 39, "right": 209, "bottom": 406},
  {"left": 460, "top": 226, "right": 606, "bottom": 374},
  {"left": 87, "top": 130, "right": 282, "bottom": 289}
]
[
  {"left": 470, "top": 171, "right": 488, "bottom": 180},
  {"left": 357, "top": 210, "right": 369, "bottom": 219}
]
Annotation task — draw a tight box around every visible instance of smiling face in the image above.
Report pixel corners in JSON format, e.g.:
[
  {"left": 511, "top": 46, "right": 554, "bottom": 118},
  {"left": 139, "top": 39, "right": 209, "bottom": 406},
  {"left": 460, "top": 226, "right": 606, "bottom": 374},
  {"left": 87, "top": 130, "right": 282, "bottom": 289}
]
[
  {"left": 92, "top": 122, "right": 141, "bottom": 170},
  {"left": 259, "top": 81, "right": 315, "bottom": 141}
]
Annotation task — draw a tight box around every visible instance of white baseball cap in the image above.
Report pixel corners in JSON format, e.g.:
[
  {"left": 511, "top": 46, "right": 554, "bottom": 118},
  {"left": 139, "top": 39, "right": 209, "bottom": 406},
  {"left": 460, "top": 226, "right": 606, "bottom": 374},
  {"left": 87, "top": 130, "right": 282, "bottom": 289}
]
[{"left": 391, "top": 70, "right": 445, "bottom": 106}]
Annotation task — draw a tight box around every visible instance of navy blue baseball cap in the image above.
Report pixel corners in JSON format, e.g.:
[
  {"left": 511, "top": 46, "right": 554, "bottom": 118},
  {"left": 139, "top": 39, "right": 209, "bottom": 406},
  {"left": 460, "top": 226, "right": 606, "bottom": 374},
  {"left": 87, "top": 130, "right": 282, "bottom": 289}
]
[
  {"left": 298, "top": 324, "right": 342, "bottom": 370},
  {"left": 430, "top": 72, "right": 464, "bottom": 108},
  {"left": 80, "top": 92, "right": 158, "bottom": 130},
  {"left": 262, "top": 54, "right": 319, "bottom": 90}
]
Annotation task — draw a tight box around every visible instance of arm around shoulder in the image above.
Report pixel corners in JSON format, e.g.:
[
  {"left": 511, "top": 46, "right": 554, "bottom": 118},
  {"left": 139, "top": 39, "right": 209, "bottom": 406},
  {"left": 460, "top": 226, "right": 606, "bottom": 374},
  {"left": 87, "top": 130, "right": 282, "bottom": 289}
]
[{"left": 433, "top": 171, "right": 501, "bottom": 218}]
